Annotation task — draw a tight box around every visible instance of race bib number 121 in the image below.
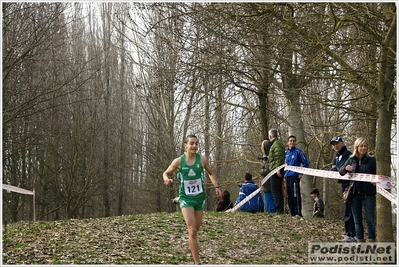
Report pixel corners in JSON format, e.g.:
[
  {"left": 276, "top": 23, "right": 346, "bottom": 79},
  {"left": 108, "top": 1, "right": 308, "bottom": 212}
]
[{"left": 184, "top": 178, "right": 203, "bottom": 196}]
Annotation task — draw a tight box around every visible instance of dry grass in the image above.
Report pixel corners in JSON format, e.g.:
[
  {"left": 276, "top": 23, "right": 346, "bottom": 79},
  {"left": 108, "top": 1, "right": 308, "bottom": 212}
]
[{"left": 1, "top": 211, "right": 391, "bottom": 265}]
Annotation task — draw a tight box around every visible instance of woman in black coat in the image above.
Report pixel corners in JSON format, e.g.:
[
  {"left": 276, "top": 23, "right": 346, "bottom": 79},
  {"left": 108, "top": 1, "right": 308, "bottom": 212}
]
[{"left": 339, "top": 137, "right": 376, "bottom": 242}]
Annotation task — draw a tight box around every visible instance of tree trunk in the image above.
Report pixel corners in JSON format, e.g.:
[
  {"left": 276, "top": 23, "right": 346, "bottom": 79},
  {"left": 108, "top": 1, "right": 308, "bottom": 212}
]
[
  {"left": 285, "top": 91, "right": 313, "bottom": 217},
  {"left": 117, "top": 12, "right": 127, "bottom": 216},
  {"left": 375, "top": 5, "right": 396, "bottom": 240},
  {"left": 102, "top": 3, "right": 112, "bottom": 217},
  {"left": 258, "top": 81, "right": 269, "bottom": 141},
  {"left": 375, "top": 106, "right": 395, "bottom": 242}
]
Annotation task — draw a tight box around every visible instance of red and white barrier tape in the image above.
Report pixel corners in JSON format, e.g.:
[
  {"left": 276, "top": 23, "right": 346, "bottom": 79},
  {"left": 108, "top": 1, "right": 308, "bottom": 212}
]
[
  {"left": 226, "top": 164, "right": 395, "bottom": 212},
  {"left": 286, "top": 165, "right": 396, "bottom": 205},
  {"left": 376, "top": 184, "right": 397, "bottom": 204},
  {"left": 285, "top": 166, "right": 391, "bottom": 190},
  {"left": 2, "top": 184, "right": 34, "bottom": 195}
]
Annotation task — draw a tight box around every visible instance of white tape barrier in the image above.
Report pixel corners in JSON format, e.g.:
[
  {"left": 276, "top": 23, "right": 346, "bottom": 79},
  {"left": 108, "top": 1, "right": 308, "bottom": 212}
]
[
  {"left": 285, "top": 165, "right": 396, "bottom": 205},
  {"left": 377, "top": 184, "right": 397, "bottom": 204},
  {"left": 2, "top": 184, "right": 34, "bottom": 195},
  {"left": 284, "top": 166, "right": 391, "bottom": 190},
  {"left": 226, "top": 164, "right": 395, "bottom": 212}
]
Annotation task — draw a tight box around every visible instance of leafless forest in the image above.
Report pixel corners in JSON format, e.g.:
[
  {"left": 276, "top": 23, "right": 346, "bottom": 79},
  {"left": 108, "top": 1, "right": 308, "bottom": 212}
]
[{"left": 2, "top": 2, "right": 396, "bottom": 240}]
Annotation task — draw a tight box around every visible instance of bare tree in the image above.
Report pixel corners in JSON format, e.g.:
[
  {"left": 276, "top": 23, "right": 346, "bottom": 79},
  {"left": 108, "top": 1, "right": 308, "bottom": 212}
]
[
  {"left": 3, "top": 2, "right": 395, "bottom": 226},
  {"left": 272, "top": 2, "right": 396, "bottom": 239}
]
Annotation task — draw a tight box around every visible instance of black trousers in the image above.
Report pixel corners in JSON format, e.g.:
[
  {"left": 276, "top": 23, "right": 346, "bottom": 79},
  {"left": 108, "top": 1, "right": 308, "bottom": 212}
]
[
  {"left": 286, "top": 176, "right": 302, "bottom": 216},
  {"left": 342, "top": 184, "right": 355, "bottom": 237},
  {"left": 270, "top": 173, "right": 284, "bottom": 214}
]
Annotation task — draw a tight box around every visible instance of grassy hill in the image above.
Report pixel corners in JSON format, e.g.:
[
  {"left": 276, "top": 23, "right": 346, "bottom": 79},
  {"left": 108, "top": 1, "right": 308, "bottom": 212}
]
[{"left": 1, "top": 211, "right": 392, "bottom": 265}]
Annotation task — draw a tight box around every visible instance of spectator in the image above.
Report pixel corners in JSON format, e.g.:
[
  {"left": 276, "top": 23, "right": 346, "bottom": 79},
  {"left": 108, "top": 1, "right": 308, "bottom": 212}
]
[
  {"left": 339, "top": 137, "right": 376, "bottom": 242},
  {"left": 267, "top": 129, "right": 286, "bottom": 214},
  {"left": 216, "top": 190, "right": 233, "bottom": 212},
  {"left": 329, "top": 136, "right": 355, "bottom": 242},
  {"left": 235, "top": 173, "right": 264, "bottom": 213},
  {"left": 310, "top": 188, "right": 324, "bottom": 218},
  {"left": 284, "top": 135, "right": 309, "bottom": 217},
  {"left": 259, "top": 140, "right": 276, "bottom": 213}
]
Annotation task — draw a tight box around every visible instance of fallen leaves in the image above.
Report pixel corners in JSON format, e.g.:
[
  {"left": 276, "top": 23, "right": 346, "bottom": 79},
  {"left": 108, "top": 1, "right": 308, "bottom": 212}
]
[{"left": 2, "top": 212, "right": 392, "bottom": 264}]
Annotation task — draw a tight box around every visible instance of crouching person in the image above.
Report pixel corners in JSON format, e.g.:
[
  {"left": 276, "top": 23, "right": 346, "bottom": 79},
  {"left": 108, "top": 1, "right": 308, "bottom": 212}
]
[{"left": 235, "top": 173, "right": 264, "bottom": 213}]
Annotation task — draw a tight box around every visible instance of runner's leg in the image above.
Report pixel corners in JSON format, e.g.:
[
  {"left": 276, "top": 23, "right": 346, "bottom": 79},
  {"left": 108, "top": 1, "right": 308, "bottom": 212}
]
[{"left": 181, "top": 207, "right": 203, "bottom": 264}]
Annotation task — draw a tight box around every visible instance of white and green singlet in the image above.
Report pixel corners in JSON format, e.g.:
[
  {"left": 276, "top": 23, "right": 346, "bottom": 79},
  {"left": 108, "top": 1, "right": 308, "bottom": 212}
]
[{"left": 177, "top": 153, "right": 205, "bottom": 201}]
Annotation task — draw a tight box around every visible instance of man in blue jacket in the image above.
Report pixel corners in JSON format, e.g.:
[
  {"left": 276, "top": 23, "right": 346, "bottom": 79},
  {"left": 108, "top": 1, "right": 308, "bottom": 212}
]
[
  {"left": 235, "top": 173, "right": 264, "bottom": 213},
  {"left": 284, "top": 135, "right": 309, "bottom": 217}
]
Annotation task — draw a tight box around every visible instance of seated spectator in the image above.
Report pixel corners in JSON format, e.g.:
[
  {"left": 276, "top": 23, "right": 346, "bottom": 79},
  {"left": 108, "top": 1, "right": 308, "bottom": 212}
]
[
  {"left": 235, "top": 173, "right": 264, "bottom": 213},
  {"left": 310, "top": 188, "right": 325, "bottom": 218},
  {"left": 216, "top": 190, "right": 234, "bottom": 212}
]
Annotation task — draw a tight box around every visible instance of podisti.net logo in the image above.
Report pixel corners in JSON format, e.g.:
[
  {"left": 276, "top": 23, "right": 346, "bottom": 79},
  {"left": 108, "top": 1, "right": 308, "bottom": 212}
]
[{"left": 308, "top": 242, "right": 396, "bottom": 264}]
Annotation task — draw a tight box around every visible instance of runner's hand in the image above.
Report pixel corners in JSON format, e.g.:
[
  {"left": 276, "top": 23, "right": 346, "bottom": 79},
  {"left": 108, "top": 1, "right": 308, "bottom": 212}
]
[
  {"left": 215, "top": 187, "right": 222, "bottom": 198},
  {"left": 164, "top": 178, "right": 173, "bottom": 185}
]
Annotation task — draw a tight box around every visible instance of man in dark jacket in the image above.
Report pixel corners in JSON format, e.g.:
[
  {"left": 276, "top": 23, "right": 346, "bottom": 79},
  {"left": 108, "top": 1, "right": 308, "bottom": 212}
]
[
  {"left": 329, "top": 136, "right": 355, "bottom": 242},
  {"left": 235, "top": 173, "right": 264, "bottom": 213},
  {"left": 268, "top": 129, "right": 286, "bottom": 214}
]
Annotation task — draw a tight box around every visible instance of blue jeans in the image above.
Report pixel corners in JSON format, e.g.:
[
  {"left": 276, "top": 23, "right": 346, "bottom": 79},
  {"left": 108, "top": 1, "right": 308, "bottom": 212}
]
[
  {"left": 350, "top": 194, "right": 376, "bottom": 240},
  {"left": 344, "top": 202, "right": 355, "bottom": 237},
  {"left": 264, "top": 192, "right": 276, "bottom": 213}
]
